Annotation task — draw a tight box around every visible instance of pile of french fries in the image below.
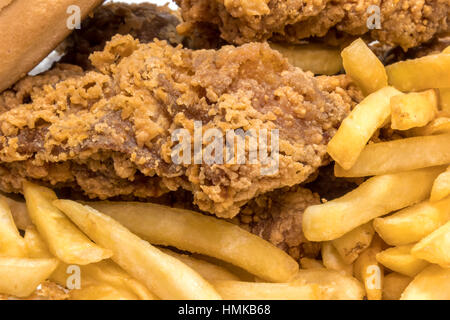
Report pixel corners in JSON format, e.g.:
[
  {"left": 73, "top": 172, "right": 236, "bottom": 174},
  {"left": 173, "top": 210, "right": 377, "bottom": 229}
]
[
  {"left": 305, "top": 39, "right": 450, "bottom": 300},
  {"left": 0, "top": 39, "right": 448, "bottom": 300}
]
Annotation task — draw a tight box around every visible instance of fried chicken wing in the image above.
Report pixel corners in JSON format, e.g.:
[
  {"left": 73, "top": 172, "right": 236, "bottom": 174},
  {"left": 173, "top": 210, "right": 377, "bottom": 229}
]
[
  {"left": 176, "top": 0, "right": 450, "bottom": 50},
  {"left": 0, "top": 35, "right": 360, "bottom": 218}
]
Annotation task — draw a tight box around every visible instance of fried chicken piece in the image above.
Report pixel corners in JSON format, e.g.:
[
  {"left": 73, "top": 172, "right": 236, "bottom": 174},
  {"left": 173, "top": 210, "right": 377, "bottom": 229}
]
[
  {"left": 60, "top": 2, "right": 183, "bottom": 69},
  {"left": 176, "top": 0, "right": 450, "bottom": 50},
  {"left": 235, "top": 186, "right": 321, "bottom": 261},
  {"left": 0, "top": 35, "right": 360, "bottom": 218}
]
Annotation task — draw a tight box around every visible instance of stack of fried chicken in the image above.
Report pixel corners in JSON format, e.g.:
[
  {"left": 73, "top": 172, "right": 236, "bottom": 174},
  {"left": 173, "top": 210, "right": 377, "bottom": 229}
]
[{"left": 0, "top": 1, "right": 448, "bottom": 269}]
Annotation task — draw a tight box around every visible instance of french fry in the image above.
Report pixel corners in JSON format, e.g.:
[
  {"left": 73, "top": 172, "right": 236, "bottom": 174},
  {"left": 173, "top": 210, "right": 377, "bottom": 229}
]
[
  {"left": 160, "top": 248, "right": 240, "bottom": 281},
  {"left": 299, "top": 258, "right": 324, "bottom": 270},
  {"left": 23, "top": 182, "right": 112, "bottom": 265},
  {"left": 327, "top": 86, "right": 402, "bottom": 170},
  {"left": 411, "top": 221, "right": 450, "bottom": 268},
  {"left": 51, "top": 260, "right": 157, "bottom": 300},
  {"left": 331, "top": 223, "right": 375, "bottom": 264},
  {"left": 373, "top": 197, "right": 450, "bottom": 246},
  {"left": 430, "top": 166, "right": 450, "bottom": 202},
  {"left": 213, "top": 280, "right": 322, "bottom": 300},
  {"left": 292, "top": 269, "right": 364, "bottom": 300},
  {"left": 0, "top": 195, "right": 31, "bottom": 230},
  {"left": 335, "top": 134, "right": 450, "bottom": 177},
  {"left": 390, "top": 90, "right": 438, "bottom": 130},
  {"left": 353, "top": 236, "right": 384, "bottom": 300},
  {"left": 341, "top": 38, "right": 388, "bottom": 95},
  {"left": 382, "top": 273, "right": 412, "bottom": 300},
  {"left": 407, "top": 117, "right": 450, "bottom": 136},
  {"left": 0, "top": 257, "right": 58, "bottom": 297},
  {"left": 84, "top": 201, "right": 299, "bottom": 283},
  {"left": 24, "top": 226, "right": 52, "bottom": 259},
  {"left": 321, "top": 242, "right": 352, "bottom": 276},
  {"left": 401, "top": 265, "right": 450, "bottom": 300},
  {"left": 270, "top": 43, "right": 343, "bottom": 75},
  {"left": 376, "top": 245, "right": 429, "bottom": 277},
  {"left": 54, "top": 200, "right": 222, "bottom": 300},
  {"left": 386, "top": 53, "right": 450, "bottom": 91},
  {"left": 439, "top": 88, "right": 450, "bottom": 112},
  {"left": 303, "top": 167, "right": 442, "bottom": 241},
  {"left": 0, "top": 196, "right": 26, "bottom": 257}
]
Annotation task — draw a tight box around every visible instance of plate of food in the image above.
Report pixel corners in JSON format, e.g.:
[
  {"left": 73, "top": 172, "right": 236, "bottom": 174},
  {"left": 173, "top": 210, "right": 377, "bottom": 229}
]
[{"left": 0, "top": 0, "right": 448, "bottom": 301}]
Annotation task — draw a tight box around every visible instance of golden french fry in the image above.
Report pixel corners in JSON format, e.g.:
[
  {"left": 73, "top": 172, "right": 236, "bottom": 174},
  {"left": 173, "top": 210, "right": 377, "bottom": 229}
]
[
  {"left": 439, "top": 88, "right": 450, "bottom": 112},
  {"left": 354, "top": 236, "right": 384, "bottom": 300},
  {"left": 376, "top": 245, "right": 429, "bottom": 277},
  {"left": 213, "top": 280, "right": 322, "bottom": 300},
  {"left": 331, "top": 223, "right": 375, "bottom": 264},
  {"left": 341, "top": 38, "right": 388, "bottom": 95},
  {"left": 444, "top": 46, "right": 450, "bottom": 54},
  {"left": 303, "top": 167, "right": 442, "bottom": 241},
  {"left": 51, "top": 260, "right": 157, "bottom": 300},
  {"left": 24, "top": 226, "right": 52, "bottom": 259},
  {"left": 407, "top": 117, "right": 450, "bottom": 136},
  {"left": 292, "top": 269, "right": 365, "bottom": 300},
  {"left": 160, "top": 248, "right": 240, "bottom": 281},
  {"left": 373, "top": 197, "right": 450, "bottom": 246},
  {"left": 411, "top": 221, "right": 450, "bottom": 268},
  {"left": 321, "top": 242, "right": 353, "bottom": 276},
  {"left": 390, "top": 90, "right": 438, "bottom": 130},
  {"left": 335, "top": 135, "right": 450, "bottom": 177},
  {"left": 270, "top": 43, "right": 343, "bottom": 75},
  {"left": 23, "top": 182, "right": 112, "bottom": 265},
  {"left": 0, "top": 257, "right": 58, "bottom": 297},
  {"left": 327, "top": 86, "right": 402, "bottom": 170},
  {"left": 54, "top": 200, "right": 221, "bottom": 300},
  {"left": 84, "top": 201, "right": 298, "bottom": 283},
  {"left": 383, "top": 273, "right": 412, "bottom": 300},
  {"left": 401, "top": 265, "right": 450, "bottom": 300},
  {"left": 430, "top": 166, "right": 450, "bottom": 202},
  {"left": 386, "top": 53, "right": 450, "bottom": 91},
  {"left": 299, "top": 258, "right": 324, "bottom": 270},
  {"left": 0, "top": 195, "right": 31, "bottom": 230},
  {"left": 0, "top": 196, "right": 26, "bottom": 257}
]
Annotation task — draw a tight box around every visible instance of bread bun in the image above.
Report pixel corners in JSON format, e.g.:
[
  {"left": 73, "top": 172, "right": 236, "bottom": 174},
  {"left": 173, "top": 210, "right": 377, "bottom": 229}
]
[{"left": 0, "top": 0, "right": 103, "bottom": 92}]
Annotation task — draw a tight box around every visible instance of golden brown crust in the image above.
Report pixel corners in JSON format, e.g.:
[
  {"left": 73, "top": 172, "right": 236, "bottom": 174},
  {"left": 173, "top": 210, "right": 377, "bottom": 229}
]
[
  {"left": 0, "top": 35, "right": 360, "bottom": 218},
  {"left": 0, "top": 0, "right": 103, "bottom": 92}
]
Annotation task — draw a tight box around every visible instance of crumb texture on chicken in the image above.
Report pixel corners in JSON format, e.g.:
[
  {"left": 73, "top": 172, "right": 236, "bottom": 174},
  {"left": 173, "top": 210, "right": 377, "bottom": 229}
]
[
  {"left": 176, "top": 0, "right": 450, "bottom": 50},
  {"left": 0, "top": 35, "right": 359, "bottom": 218}
]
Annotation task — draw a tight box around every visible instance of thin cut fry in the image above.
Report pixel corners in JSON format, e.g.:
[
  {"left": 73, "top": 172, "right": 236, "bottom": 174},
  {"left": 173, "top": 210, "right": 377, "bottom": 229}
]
[
  {"left": 23, "top": 182, "right": 112, "bottom": 265},
  {"left": 439, "top": 88, "right": 450, "bottom": 112},
  {"left": 386, "top": 53, "right": 450, "bottom": 91},
  {"left": 0, "top": 195, "right": 31, "bottom": 230},
  {"left": 411, "top": 221, "right": 450, "bottom": 268},
  {"left": 299, "top": 258, "right": 324, "bottom": 270},
  {"left": 0, "top": 196, "right": 26, "bottom": 257},
  {"left": 303, "top": 167, "right": 443, "bottom": 241},
  {"left": 54, "top": 199, "right": 222, "bottom": 300},
  {"left": 270, "top": 43, "right": 343, "bottom": 75},
  {"left": 84, "top": 201, "right": 299, "bottom": 283},
  {"left": 331, "top": 222, "right": 375, "bottom": 264},
  {"left": 401, "top": 265, "right": 450, "bottom": 300},
  {"left": 213, "top": 280, "right": 322, "bottom": 300},
  {"left": 407, "top": 117, "right": 450, "bottom": 136},
  {"left": 335, "top": 134, "right": 450, "bottom": 177},
  {"left": 321, "top": 242, "right": 352, "bottom": 276},
  {"left": 354, "top": 236, "right": 384, "bottom": 300},
  {"left": 376, "top": 245, "right": 429, "bottom": 277},
  {"left": 327, "top": 86, "right": 402, "bottom": 170},
  {"left": 341, "top": 38, "right": 388, "bottom": 95},
  {"left": 383, "top": 273, "right": 412, "bottom": 300},
  {"left": 430, "top": 166, "right": 450, "bottom": 202},
  {"left": 373, "top": 197, "right": 450, "bottom": 246},
  {"left": 390, "top": 89, "right": 438, "bottom": 130}
]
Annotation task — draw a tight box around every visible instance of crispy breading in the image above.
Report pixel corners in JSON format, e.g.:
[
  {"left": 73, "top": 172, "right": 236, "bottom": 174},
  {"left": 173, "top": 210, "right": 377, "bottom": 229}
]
[
  {"left": 0, "top": 35, "right": 360, "bottom": 218},
  {"left": 176, "top": 0, "right": 449, "bottom": 50}
]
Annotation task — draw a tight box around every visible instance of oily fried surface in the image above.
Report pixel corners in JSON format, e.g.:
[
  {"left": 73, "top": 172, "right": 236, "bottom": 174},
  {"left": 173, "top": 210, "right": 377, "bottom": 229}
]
[
  {"left": 176, "top": 0, "right": 450, "bottom": 50},
  {"left": 61, "top": 2, "right": 183, "bottom": 69},
  {"left": 236, "top": 186, "right": 321, "bottom": 261},
  {"left": 0, "top": 281, "right": 68, "bottom": 300},
  {"left": 0, "top": 35, "right": 360, "bottom": 218}
]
